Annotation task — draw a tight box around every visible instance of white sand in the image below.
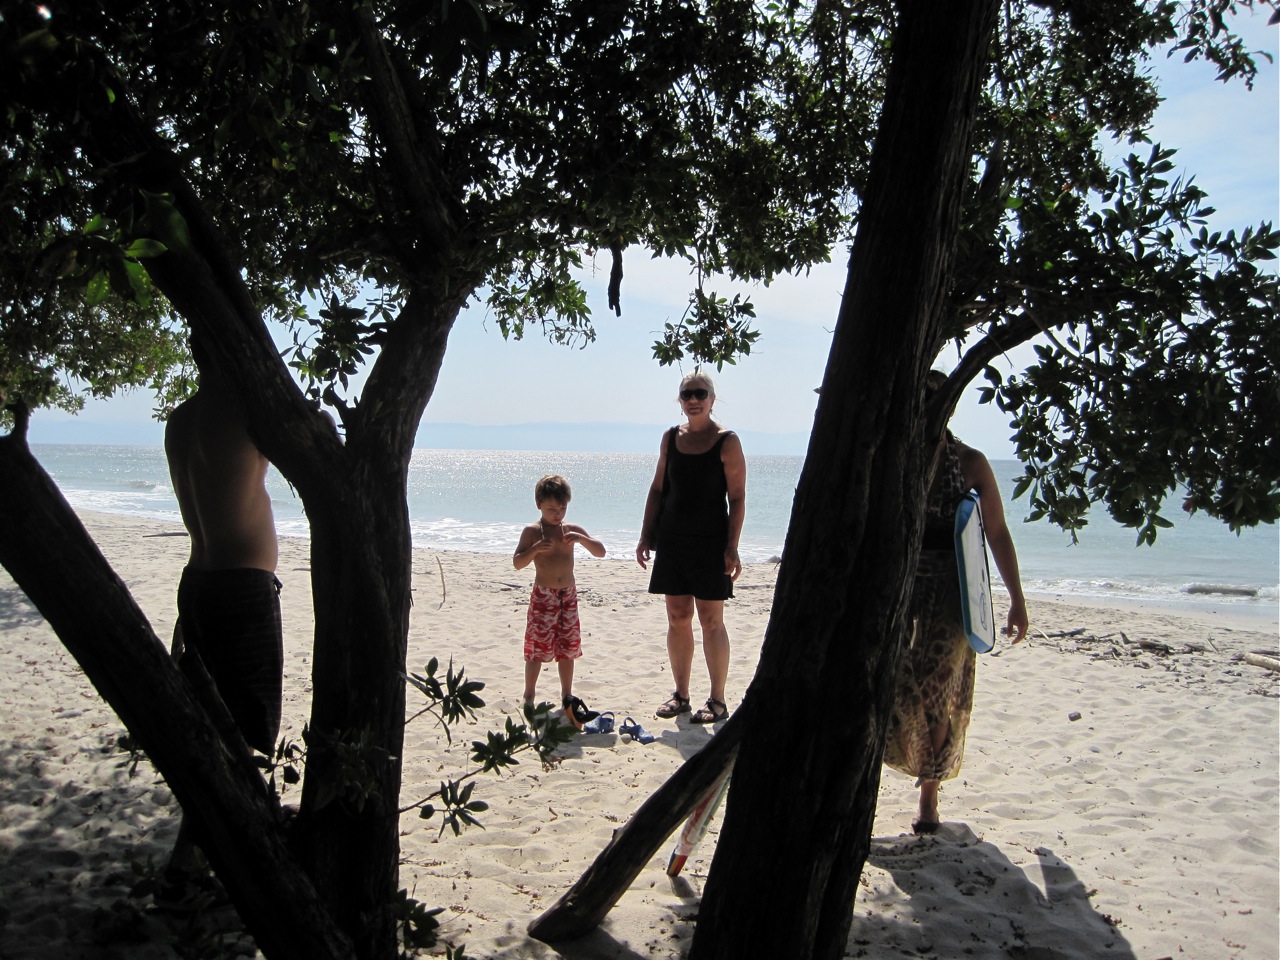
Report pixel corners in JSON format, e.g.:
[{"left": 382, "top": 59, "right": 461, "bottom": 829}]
[{"left": 0, "top": 511, "right": 1276, "bottom": 959}]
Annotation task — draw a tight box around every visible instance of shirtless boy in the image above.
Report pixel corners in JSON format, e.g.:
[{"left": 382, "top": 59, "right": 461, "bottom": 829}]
[
  {"left": 164, "top": 332, "right": 282, "bottom": 880},
  {"left": 512, "top": 474, "right": 605, "bottom": 724}
]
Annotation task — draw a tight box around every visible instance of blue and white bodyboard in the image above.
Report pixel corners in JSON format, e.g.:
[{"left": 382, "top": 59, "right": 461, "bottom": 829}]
[{"left": 954, "top": 490, "right": 997, "bottom": 653}]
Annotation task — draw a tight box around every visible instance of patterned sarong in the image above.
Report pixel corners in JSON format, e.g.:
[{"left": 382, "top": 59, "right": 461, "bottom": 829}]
[{"left": 883, "top": 549, "right": 976, "bottom": 783}]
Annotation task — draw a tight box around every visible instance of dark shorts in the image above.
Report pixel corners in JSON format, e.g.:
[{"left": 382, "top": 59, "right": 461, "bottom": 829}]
[
  {"left": 176, "top": 566, "right": 284, "bottom": 755},
  {"left": 647, "top": 536, "right": 734, "bottom": 602}
]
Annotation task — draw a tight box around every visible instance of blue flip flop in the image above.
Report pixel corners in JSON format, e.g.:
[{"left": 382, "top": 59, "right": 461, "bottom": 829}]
[
  {"left": 581, "top": 711, "right": 615, "bottom": 735},
  {"left": 618, "top": 717, "right": 656, "bottom": 744}
]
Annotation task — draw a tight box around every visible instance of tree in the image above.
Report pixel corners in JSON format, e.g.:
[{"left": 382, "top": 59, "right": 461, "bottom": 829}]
[
  {"left": 0, "top": 2, "right": 869, "bottom": 957},
  {"left": 529, "top": 1, "right": 1278, "bottom": 957}
]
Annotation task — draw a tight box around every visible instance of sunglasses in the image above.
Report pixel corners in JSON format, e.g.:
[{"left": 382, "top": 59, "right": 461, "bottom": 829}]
[{"left": 679, "top": 388, "right": 710, "bottom": 401}]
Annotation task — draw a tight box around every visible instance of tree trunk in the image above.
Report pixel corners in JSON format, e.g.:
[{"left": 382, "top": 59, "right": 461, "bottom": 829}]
[
  {"left": 0, "top": 423, "right": 355, "bottom": 960},
  {"left": 284, "top": 295, "right": 460, "bottom": 959},
  {"left": 689, "top": 3, "right": 999, "bottom": 959},
  {"left": 292, "top": 462, "right": 414, "bottom": 958}
]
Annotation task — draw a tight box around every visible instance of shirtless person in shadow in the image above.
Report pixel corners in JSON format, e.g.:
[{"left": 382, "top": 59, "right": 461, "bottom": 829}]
[{"left": 163, "top": 332, "right": 281, "bottom": 884}]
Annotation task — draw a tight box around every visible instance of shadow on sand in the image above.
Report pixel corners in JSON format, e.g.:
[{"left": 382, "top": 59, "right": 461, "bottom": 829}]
[{"left": 857, "top": 822, "right": 1136, "bottom": 959}]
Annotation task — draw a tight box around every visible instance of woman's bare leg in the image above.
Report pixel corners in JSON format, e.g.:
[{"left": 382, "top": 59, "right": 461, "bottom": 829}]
[
  {"left": 664, "top": 594, "right": 695, "bottom": 699},
  {"left": 916, "top": 717, "right": 950, "bottom": 826},
  {"left": 695, "top": 598, "right": 730, "bottom": 704}
]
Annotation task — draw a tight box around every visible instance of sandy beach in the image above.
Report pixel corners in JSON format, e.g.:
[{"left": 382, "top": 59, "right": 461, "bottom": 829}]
[{"left": 1, "top": 510, "right": 1276, "bottom": 959}]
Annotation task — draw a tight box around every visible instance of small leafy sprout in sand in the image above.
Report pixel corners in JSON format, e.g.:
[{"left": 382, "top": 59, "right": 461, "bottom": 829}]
[{"left": 114, "top": 732, "right": 150, "bottom": 778}]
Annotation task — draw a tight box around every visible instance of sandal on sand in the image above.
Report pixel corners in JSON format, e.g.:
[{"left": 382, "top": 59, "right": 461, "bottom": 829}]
[
  {"left": 690, "top": 698, "right": 729, "bottom": 724},
  {"left": 912, "top": 819, "right": 940, "bottom": 835},
  {"left": 619, "top": 717, "right": 657, "bottom": 744},
  {"left": 581, "top": 711, "right": 615, "bottom": 735},
  {"left": 655, "top": 692, "right": 691, "bottom": 719}
]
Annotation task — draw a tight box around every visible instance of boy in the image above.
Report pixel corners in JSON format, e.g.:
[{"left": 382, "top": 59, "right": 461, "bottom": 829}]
[{"left": 513, "top": 474, "right": 606, "bottom": 727}]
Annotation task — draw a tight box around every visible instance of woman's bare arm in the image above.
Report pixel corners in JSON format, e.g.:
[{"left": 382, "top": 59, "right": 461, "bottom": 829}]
[{"left": 960, "top": 444, "right": 1028, "bottom": 642}]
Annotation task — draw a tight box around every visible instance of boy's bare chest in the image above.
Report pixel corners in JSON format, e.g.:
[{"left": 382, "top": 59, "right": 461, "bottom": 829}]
[{"left": 539, "top": 522, "right": 572, "bottom": 553}]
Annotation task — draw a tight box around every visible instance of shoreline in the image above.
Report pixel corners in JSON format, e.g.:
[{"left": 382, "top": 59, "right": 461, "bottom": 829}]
[
  {"left": 64, "top": 506, "right": 1280, "bottom": 632},
  {"left": 1022, "top": 587, "right": 1280, "bottom": 636},
  {"left": 1, "top": 510, "right": 1277, "bottom": 959}
]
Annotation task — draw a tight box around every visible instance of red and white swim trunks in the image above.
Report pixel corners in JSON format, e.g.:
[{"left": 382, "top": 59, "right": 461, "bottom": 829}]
[{"left": 524, "top": 584, "right": 582, "bottom": 663}]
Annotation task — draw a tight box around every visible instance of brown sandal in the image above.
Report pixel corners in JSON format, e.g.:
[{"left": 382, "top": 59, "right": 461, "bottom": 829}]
[
  {"left": 655, "top": 692, "right": 691, "bottom": 719},
  {"left": 690, "top": 698, "right": 728, "bottom": 724}
]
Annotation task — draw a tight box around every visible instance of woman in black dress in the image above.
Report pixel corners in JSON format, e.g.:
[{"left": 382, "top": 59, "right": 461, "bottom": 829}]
[{"left": 636, "top": 371, "right": 747, "bottom": 724}]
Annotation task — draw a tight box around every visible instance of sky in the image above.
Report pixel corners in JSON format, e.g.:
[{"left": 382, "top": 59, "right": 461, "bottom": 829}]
[{"left": 26, "top": 11, "right": 1279, "bottom": 458}]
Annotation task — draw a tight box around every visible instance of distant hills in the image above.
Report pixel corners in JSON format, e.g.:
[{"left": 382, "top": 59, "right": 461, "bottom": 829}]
[{"left": 417, "top": 421, "right": 810, "bottom": 456}]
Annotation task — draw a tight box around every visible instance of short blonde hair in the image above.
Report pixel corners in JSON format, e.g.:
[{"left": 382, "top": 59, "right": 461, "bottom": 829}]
[
  {"left": 679, "top": 370, "right": 716, "bottom": 398},
  {"left": 535, "top": 474, "right": 571, "bottom": 504}
]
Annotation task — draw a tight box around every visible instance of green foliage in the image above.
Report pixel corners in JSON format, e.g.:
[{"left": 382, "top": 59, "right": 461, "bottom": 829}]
[
  {"left": 0, "top": 190, "right": 188, "bottom": 424},
  {"left": 1168, "top": 0, "right": 1278, "bottom": 85},
  {"left": 426, "top": 780, "right": 490, "bottom": 837},
  {"left": 401, "top": 683, "right": 576, "bottom": 838},
  {"left": 288, "top": 294, "right": 387, "bottom": 404},
  {"left": 0, "top": 0, "right": 873, "bottom": 419},
  {"left": 2, "top": 0, "right": 1274, "bottom": 523},
  {"left": 652, "top": 289, "right": 762, "bottom": 370},
  {"left": 976, "top": 142, "right": 1279, "bottom": 538},
  {"left": 404, "top": 657, "right": 487, "bottom": 741},
  {"left": 265, "top": 734, "right": 307, "bottom": 800},
  {"left": 944, "top": 3, "right": 1280, "bottom": 537}
]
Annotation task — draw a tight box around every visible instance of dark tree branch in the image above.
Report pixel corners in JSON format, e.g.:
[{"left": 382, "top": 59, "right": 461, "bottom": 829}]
[
  {"left": 950, "top": 311, "right": 1044, "bottom": 388},
  {"left": 352, "top": 6, "right": 457, "bottom": 267},
  {"left": 349, "top": 290, "right": 463, "bottom": 461}
]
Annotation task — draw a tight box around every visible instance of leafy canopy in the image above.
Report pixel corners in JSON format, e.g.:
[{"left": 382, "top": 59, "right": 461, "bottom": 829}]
[
  {"left": 938, "top": 1, "right": 1279, "bottom": 539},
  {"left": 1, "top": 0, "right": 1276, "bottom": 539},
  {"left": 1, "top": 0, "right": 870, "bottom": 419}
]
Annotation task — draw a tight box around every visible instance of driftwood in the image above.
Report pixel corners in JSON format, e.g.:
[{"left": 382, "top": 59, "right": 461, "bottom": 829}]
[
  {"left": 434, "top": 554, "right": 447, "bottom": 610},
  {"left": 1037, "top": 620, "right": 1275, "bottom": 674},
  {"left": 528, "top": 716, "right": 742, "bottom": 942},
  {"left": 1242, "top": 652, "right": 1280, "bottom": 673},
  {"left": 1137, "top": 638, "right": 1173, "bottom": 655}
]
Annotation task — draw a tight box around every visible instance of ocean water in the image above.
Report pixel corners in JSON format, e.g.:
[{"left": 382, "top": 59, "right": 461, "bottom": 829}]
[{"left": 27, "top": 444, "right": 1280, "bottom": 616}]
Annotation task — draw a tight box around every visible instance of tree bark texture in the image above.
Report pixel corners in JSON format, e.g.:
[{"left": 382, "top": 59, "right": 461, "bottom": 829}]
[
  {"left": 689, "top": 3, "right": 999, "bottom": 959},
  {"left": 0, "top": 429, "right": 355, "bottom": 960},
  {"left": 291, "top": 465, "right": 412, "bottom": 956}
]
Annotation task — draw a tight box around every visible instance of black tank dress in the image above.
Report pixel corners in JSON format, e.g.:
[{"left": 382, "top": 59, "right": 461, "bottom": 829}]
[{"left": 648, "top": 427, "right": 734, "bottom": 601}]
